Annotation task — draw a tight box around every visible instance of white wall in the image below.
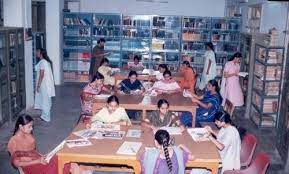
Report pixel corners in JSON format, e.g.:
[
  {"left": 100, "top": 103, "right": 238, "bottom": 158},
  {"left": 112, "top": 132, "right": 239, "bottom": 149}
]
[
  {"left": 80, "top": 0, "right": 226, "bottom": 17},
  {"left": 3, "top": 0, "right": 34, "bottom": 109},
  {"left": 46, "top": 0, "right": 64, "bottom": 85}
]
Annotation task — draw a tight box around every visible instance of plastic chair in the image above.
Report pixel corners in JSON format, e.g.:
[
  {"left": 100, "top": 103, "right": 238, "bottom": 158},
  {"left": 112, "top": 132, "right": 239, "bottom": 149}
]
[
  {"left": 223, "top": 152, "right": 270, "bottom": 174},
  {"left": 241, "top": 134, "right": 257, "bottom": 167}
]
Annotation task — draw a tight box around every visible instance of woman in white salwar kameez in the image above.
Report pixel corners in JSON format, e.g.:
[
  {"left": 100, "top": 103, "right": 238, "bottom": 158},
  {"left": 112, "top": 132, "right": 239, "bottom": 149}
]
[
  {"left": 34, "top": 48, "right": 55, "bottom": 122},
  {"left": 199, "top": 42, "right": 217, "bottom": 90}
]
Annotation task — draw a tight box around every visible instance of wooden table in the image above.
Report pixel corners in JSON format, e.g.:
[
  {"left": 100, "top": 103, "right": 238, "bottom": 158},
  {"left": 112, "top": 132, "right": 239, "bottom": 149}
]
[
  {"left": 114, "top": 71, "right": 183, "bottom": 86},
  {"left": 57, "top": 124, "right": 221, "bottom": 174},
  {"left": 92, "top": 93, "right": 198, "bottom": 126}
]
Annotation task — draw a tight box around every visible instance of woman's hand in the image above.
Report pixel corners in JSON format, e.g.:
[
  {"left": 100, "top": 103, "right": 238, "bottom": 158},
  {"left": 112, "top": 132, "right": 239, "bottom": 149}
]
[
  {"left": 37, "top": 156, "right": 48, "bottom": 165},
  {"left": 204, "top": 125, "right": 213, "bottom": 133}
]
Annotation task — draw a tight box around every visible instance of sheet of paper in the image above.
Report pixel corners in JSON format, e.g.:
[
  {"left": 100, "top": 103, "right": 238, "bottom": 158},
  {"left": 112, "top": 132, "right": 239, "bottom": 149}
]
[
  {"left": 117, "top": 141, "right": 142, "bottom": 155},
  {"left": 126, "top": 129, "right": 142, "bottom": 138},
  {"left": 187, "top": 128, "right": 209, "bottom": 141},
  {"left": 73, "top": 129, "right": 99, "bottom": 139},
  {"left": 45, "top": 140, "right": 66, "bottom": 163},
  {"left": 238, "top": 72, "right": 249, "bottom": 77},
  {"left": 183, "top": 89, "right": 192, "bottom": 98},
  {"left": 160, "top": 127, "right": 182, "bottom": 135},
  {"left": 91, "top": 122, "right": 120, "bottom": 131},
  {"left": 66, "top": 139, "right": 92, "bottom": 148}
]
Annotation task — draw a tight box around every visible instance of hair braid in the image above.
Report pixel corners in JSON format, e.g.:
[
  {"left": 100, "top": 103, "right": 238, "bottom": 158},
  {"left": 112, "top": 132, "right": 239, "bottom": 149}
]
[{"left": 162, "top": 138, "right": 173, "bottom": 173}]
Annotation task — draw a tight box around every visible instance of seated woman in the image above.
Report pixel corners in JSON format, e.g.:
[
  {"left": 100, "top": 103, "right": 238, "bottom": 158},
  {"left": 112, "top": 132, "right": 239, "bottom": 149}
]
[
  {"left": 151, "top": 70, "right": 181, "bottom": 94},
  {"left": 205, "top": 111, "right": 241, "bottom": 173},
  {"left": 155, "top": 64, "right": 168, "bottom": 80},
  {"left": 141, "top": 99, "right": 184, "bottom": 131},
  {"left": 179, "top": 61, "right": 196, "bottom": 93},
  {"left": 140, "top": 129, "right": 194, "bottom": 174},
  {"left": 127, "top": 55, "right": 144, "bottom": 71},
  {"left": 81, "top": 72, "right": 110, "bottom": 115},
  {"left": 7, "top": 114, "right": 80, "bottom": 174},
  {"left": 98, "top": 58, "right": 117, "bottom": 88},
  {"left": 89, "top": 95, "right": 131, "bottom": 125},
  {"left": 180, "top": 79, "right": 222, "bottom": 127},
  {"left": 118, "top": 70, "right": 144, "bottom": 95}
]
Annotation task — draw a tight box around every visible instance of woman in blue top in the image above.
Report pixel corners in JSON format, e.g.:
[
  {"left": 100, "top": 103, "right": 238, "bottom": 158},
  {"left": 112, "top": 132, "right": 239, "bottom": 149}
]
[
  {"left": 118, "top": 70, "right": 144, "bottom": 94},
  {"left": 181, "top": 79, "right": 222, "bottom": 127}
]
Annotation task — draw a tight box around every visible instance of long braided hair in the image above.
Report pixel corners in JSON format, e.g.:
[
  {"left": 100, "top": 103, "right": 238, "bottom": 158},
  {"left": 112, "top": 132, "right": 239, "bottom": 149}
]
[{"left": 155, "top": 129, "right": 173, "bottom": 173}]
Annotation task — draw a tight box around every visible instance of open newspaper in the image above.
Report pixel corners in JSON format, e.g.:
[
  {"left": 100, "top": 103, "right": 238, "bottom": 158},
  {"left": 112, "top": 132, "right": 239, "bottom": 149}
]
[
  {"left": 117, "top": 141, "right": 142, "bottom": 155},
  {"left": 44, "top": 140, "right": 66, "bottom": 163}
]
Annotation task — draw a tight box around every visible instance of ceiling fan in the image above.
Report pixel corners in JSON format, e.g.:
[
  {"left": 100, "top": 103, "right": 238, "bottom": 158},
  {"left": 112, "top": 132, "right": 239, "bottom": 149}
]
[{"left": 136, "top": 0, "right": 169, "bottom": 3}]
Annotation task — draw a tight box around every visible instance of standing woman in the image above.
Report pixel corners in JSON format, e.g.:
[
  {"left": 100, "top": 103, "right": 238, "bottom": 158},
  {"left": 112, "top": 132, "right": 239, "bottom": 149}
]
[
  {"left": 34, "top": 48, "right": 55, "bottom": 122},
  {"left": 221, "top": 52, "right": 244, "bottom": 107},
  {"left": 199, "top": 42, "right": 217, "bottom": 90}
]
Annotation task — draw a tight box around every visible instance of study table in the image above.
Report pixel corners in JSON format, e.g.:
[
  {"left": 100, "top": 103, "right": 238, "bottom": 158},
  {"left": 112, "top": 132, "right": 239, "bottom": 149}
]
[
  {"left": 92, "top": 92, "right": 198, "bottom": 126},
  {"left": 57, "top": 123, "right": 221, "bottom": 174}
]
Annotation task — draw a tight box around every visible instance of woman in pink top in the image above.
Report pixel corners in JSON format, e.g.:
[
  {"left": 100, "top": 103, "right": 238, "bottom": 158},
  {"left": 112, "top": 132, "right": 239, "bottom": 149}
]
[
  {"left": 221, "top": 52, "right": 244, "bottom": 106},
  {"left": 151, "top": 70, "right": 181, "bottom": 94}
]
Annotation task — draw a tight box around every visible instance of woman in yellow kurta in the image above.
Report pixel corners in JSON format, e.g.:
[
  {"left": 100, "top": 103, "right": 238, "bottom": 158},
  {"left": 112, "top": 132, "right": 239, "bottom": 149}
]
[
  {"left": 98, "top": 58, "right": 116, "bottom": 87},
  {"left": 90, "top": 95, "right": 131, "bottom": 125}
]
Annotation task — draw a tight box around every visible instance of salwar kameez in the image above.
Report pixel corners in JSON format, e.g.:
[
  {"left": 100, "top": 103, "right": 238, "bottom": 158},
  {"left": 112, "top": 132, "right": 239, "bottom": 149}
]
[{"left": 34, "top": 59, "right": 55, "bottom": 122}]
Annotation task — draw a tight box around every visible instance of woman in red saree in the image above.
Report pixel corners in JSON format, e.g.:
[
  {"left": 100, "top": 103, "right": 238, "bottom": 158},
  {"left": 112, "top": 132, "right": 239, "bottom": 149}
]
[{"left": 7, "top": 114, "right": 80, "bottom": 174}]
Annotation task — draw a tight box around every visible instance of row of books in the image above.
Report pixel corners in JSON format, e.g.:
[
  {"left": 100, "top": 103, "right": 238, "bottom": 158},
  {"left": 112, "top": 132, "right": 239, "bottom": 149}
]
[
  {"left": 63, "top": 72, "right": 89, "bottom": 82},
  {"left": 64, "top": 17, "right": 91, "bottom": 26},
  {"left": 63, "top": 52, "right": 91, "bottom": 59},
  {"left": 182, "top": 32, "right": 210, "bottom": 42},
  {"left": 64, "top": 28, "right": 91, "bottom": 37},
  {"left": 183, "top": 18, "right": 211, "bottom": 29},
  {"left": 93, "top": 18, "right": 120, "bottom": 26}
]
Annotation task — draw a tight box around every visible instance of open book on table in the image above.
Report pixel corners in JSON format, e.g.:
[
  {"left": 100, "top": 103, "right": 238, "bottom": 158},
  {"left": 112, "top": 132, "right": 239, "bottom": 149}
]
[{"left": 117, "top": 141, "right": 142, "bottom": 155}]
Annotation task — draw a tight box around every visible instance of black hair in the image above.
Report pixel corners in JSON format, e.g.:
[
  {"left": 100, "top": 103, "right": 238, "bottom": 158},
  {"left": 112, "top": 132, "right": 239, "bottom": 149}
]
[
  {"left": 38, "top": 48, "right": 53, "bottom": 71},
  {"left": 155, "top": 129, "right": 173, "bottom": 173},
  {"left": 163, "top": 70, "right": 172, "bottom": 77},
  {"left": 208, "top": 79, "right": 220, "bottom": 94},
  {"left": 228, "top": 52, "right": 242, "bottom": 61},
  {"left": 91, "top": 72, "right": 104, "bottom": 83},
  {"left": 97, "top": 38, "right": 106, "bottom": 44},
  {"left": 13, "top": 114, "right": 34, "bottom": 135},
  {"left": 134, "top": 55, "right": 140, "bottom": 61},
  {"left": 182, "top": 61, "right": 195, "bottom": 73},
  {"left": 214, "top": 111, "right": 232, "bottom": 124},
  {"left": 107, "top": 95, "right": 119, "bottom": 105},
  {"left": 205, "top": 42, "right": 215, "bottom": 51},
  {"left": 100, "top": 58, "right": 109, "bottom": 66},
  {"left": 157, "top": 99, "right": 170, "bottom": 108},
  {"left": 158, "top": 64, "right": 168, "bottom": 71},
  {"left": 128, "top": 71, "right": 138, "bottom": 77},
  {"left": 214, "top": 110, "right": 247, "bottom": 140}
]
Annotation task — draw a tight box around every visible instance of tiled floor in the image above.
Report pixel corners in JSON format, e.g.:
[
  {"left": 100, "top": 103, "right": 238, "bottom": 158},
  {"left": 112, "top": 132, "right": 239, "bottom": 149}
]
[{"left": 0, "top": 83, "right": 286, "bottom": 174}]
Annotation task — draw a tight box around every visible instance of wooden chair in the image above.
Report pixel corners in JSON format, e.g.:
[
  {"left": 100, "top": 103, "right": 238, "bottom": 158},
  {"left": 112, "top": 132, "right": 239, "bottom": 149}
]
[
  {"left": 224, "top": 99, "right": 235, "bottom": 118},
  {"left": 241, "top": 134, "right": 257, "bottom": 168},
  {"left": 223, "top": 152, "right": 270, "bottom": 174}
]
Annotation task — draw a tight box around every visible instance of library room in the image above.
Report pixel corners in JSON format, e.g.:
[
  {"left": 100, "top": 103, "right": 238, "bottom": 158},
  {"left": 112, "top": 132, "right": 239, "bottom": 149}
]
[{"left": 0, "top": 0, "right": 289, "bottom": 173}]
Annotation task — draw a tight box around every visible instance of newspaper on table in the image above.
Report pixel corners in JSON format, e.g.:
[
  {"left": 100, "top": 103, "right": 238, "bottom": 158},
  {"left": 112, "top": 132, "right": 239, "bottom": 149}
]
[
  {"left": 66, "top": 138, "right": 92, "bottom": 148},
  {"left": 44, "top": 140, "right": 66, "bottom": 163},
  {"left": 183, "top": 89, "right": 193, "bottom": 98},
  {"left": 117, "top": 141, "right": 142, "bottom": 155},
  {"left": 101, "top": 130, "right": 125, "bottom": 140},
  {"left": 187, "top": 128, "right": 210, "bottom": 141},
  {"left": 91, "top": 122, "right": 121, "bottom": 131},
  {"left": 73, "top": 129, "right": 102, "bottom": 139},
  {"left": 126, "top": 129, "right": 142, "bottom": 138},
  {"left": 160, "top": 127, "right": 182, "bottom": 135}
]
